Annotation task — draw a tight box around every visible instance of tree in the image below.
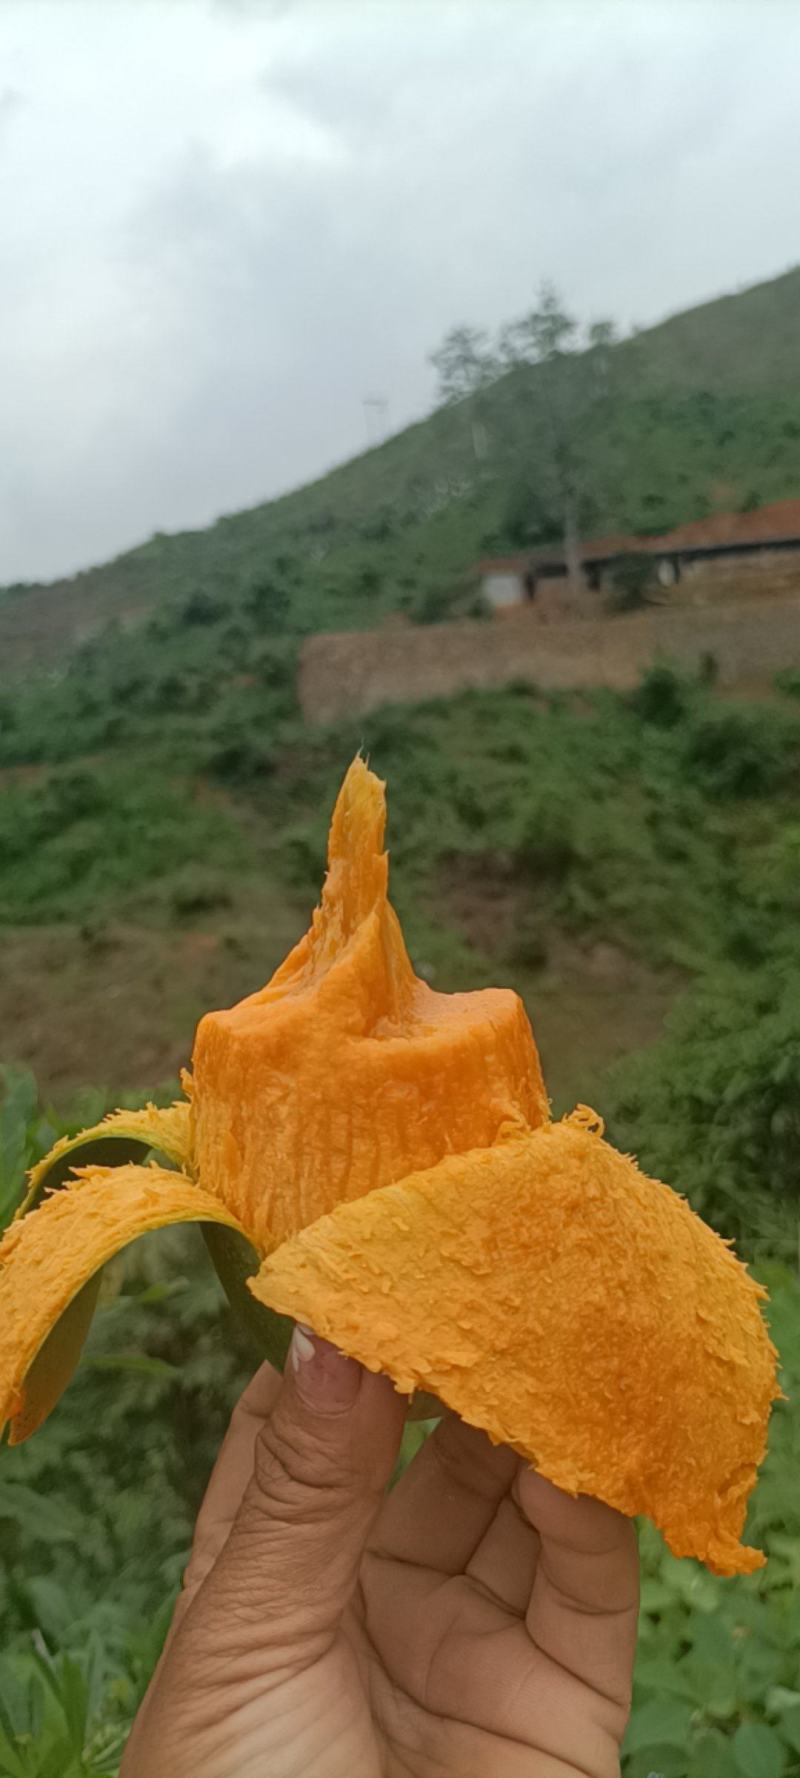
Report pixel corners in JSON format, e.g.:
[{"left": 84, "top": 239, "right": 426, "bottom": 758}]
[
  {"left": 498, "top": 283, "right": 618, "bottom": 588},
  {"left": 429, "top": 325, "right": 497, "bottom": 405},
  {"left": 429, "top": 326, "right": 499, "bottom": 460}
]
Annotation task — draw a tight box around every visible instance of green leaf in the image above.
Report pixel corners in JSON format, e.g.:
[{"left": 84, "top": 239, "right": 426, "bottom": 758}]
[
  {"left": 688, "top": 1726, "right": 735, "bottom": 1778},
  {"left": 625, "top": 1745, "right": 688, "bottom": 1778},
  {"left": 777, "top": 1704, "right": 800, "bottom": 1756},
  {"left": 633, "top": 1656, "right": 698, "bottom": 1702},
  {"left": 639, "top": 1578, "right": 677, "bottom": 1614},
  {"left": 0, "top": 1067, "right": 38, "bottom": 1229},
  {"left": 16, "top": 1276, "right": 103, "bottom": 1443},
  {"left": 625, "top": 1698, "right": 695, "bottom": 1755},
  {"left": 732, "top": 1722, "right": 785, "bottom": 1778},
  {"left": 8, "top": 1131, "right": 160, "bottom": 1438},
  {"left": 202, "top": 1223, "right": 293, "bottom": 1367},
  {"left": 0, "top": 1723, "right": 28, "bottom": 1778},
  {"left": 80, "top": 1355, "right": 179, "bottom": 1380},
  {"left": 0, "top": 1482, "right": 82, "bottom": 1545},
  {"left": 130, "top": 1278, "right": 188, "bottom": 1306}
]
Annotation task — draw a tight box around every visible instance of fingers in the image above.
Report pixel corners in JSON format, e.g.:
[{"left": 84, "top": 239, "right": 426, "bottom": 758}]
[
  {"left": 369, "top": 1413, "right": 518, "bottom": 1575},
  {"left": 170, "top": 1361, "right": 282, "bottom": 1636},
  {"left": 187, "top": 1326, "right": 406, "bottom": 1668},
  {"left": 518, "top": 1469, "right": 639, "bottom": 1716},
  {"left": 464, "top": 1491, "right": 540, "bottom": 1614}
]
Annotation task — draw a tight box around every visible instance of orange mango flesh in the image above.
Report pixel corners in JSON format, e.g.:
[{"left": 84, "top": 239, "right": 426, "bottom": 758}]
[
  {"left": 0, "top": 1165, "right": 246, "bottom": 1443},
  {"left": 252, "top": 1113, "right": 780, "bottom": 1576},
  {"left": 192, "top": 758, "right": 548, "bottom": 1251},
  {"left": 0, "top": 754, "right": 780, "bottom": 1575}
]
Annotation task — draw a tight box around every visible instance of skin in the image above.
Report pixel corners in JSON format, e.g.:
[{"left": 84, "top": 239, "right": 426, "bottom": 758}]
[{"left": 121, "top": 1330, "right": 639, "bottom": 1778}]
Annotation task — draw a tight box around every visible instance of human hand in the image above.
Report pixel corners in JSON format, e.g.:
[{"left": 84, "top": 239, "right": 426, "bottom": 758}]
[{"left": 121, "top": 1329, "right": 639, "bottom": 1778}]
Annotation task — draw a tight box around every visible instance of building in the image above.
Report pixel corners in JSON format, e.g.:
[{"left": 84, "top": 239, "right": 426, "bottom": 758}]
[{"left": 476, "top": 496, "right": 800, "bottom": 615}]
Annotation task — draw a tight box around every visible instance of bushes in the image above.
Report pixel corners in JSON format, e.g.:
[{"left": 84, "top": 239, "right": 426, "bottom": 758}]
[
  {"left": 607, "top": 955, "right": 800, "bottom": 1252},
  {"left": 246, "top": 578, "right": 291, "bottom": 632},
  {"left": 629, "top": 664, "right": 693, "bottom": 728},
  {"left": 0, "top": 770, "right": 245, "bottom": 923},
  {"left": 684, "top": 706, "right": 799, "bottom": 799},
  {"left": 178, "top": 590, "right": 224, "bottom": 627}
]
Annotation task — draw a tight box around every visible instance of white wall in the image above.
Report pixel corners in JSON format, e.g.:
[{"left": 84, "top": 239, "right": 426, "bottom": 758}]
[{"left": 483, "top": 571, "right": 525, "bottom": 610}]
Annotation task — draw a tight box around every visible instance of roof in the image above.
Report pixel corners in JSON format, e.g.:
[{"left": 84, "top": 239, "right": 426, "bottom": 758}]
[
  {"left": 649, "top": 497, "right": 800, "bottom": 553},
  {"left": 474, "top": 496, "right": 800, "bottom": 576}
]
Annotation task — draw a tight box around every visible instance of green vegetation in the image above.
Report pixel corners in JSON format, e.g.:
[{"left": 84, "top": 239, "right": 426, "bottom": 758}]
[
  {"left": 4, "top": 266, "right": 800, "bottom": 674},
  {"left": 2, "top": 263, "right": 800, "bottom": 1774},
  {"left": 0, "top": 1074, "right": 798, "bottom": 1777},
  {"left": 2, "top": 657, "right": 800, "bottom": 1772}
]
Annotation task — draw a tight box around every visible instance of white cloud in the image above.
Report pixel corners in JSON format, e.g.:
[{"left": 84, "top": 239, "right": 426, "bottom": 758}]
[{"left": 1, "top": 0, "right": 799, "bottom": 582}]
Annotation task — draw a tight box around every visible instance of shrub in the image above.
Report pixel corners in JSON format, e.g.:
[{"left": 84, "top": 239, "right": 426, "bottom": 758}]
[
  {"left": 684, "top": 706, "right": 798, "bottom": 799},
  {"left": 204, "top": 733, "right": 276, "bottom": 783},
  {"left": 357, "top": 564, "right": 382, "bottom": 598},
  {"left": 246, "top": 579, "right": 291, "bottom": 632},
  {"left": 411, "top": 584, "right": 452, "bottom": 625},
  {"left": 607, "top": 955, "right": 800, "bottom": 1250},
  {"left": 179, "top": 590, "right": 224, "bottom": 627},
  {"left": 169, "top": 874, "right": 232, "bottom": 918},
  {"left": 629, "top": 665, "right": 692, "bottom": 728}
]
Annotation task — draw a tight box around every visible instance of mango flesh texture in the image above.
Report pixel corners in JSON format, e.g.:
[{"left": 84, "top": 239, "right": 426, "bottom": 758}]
[
  {"left": 3, "top": 756, "right": 778, "bottom": 1575},
  {"left": 192, "top": 758, "right": 548, "bottom": 1251},
  {"left": 253, "top": 1116, "right": 779, "bottom": 1576}
]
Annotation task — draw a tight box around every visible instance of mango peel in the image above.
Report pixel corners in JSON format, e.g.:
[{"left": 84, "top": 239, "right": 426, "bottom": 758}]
[{"left": 0, "top": 758, "right": 779, "bottom": 1573}]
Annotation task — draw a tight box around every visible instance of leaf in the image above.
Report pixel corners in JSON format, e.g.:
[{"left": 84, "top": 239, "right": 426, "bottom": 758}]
[
  {"left": 130, "top": 1278, "right": 188, "bottom": 1307},
  {"left": 0, "top": 1482, "right": 82, "bottom": 1545},
  {"left": 0, "top": 1067, "right": 38, "bottom": 1229},
  {"left": 625, "top": 1698, "right": 695, "bottom": 1755},
  {"left": 202, "top": 1223, "right": 293, "bottom": 1367},
  {"left": 625, "top": 1745, "right": 688, "bottom": 1778},
  {"left": 732, "top": 1722, "right": 786, "bottom": 1778},
  {"left": 80, "top": 1355, "right": 179, "bottom": 1380},
  {"left": 12, "top": 1277, "right": 104, "bottom": 1444},
  {"left": 633, "top": 1656, "right": 698, "bottom": 1703},
  {"left": 777, "top": 1705, "right": 800, "bottom": 1756},
  {"left": 0, "top": 1723, "right": 28, "bottom": 1778},
  {"left": 639, "top": 1578, "right": 678, "bottom": 1614},
  {"left": 688, "top": 1726, "right": 736, "bottom": 1778}
]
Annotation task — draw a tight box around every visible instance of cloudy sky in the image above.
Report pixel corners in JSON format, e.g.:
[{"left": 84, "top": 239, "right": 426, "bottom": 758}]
[{"left": 2, "top": 0, "right": 799, "bottom": 584}]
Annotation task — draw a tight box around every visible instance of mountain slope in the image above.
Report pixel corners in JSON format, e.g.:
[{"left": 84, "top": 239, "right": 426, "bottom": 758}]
[{"left": 2, "top": 263, "right": 800, "bottom": 675}]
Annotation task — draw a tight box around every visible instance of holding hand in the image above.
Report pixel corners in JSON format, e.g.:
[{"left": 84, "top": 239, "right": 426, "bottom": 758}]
[{"left": 122, "top": 1328, "right": 639, "bottom": 1778}]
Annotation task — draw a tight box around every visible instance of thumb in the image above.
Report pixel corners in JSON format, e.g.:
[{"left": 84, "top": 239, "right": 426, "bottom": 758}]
[{"left": 198, "top": 1325, "right": 406, "bottom": 1664}]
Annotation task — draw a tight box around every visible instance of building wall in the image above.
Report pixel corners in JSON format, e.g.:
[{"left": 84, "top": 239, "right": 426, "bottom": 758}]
[
  {"left": 483, "top": 570, "right": 526, "bottom": 611},
  {"left": 299, "top": 593, "right": 800, "bottom": 723}
]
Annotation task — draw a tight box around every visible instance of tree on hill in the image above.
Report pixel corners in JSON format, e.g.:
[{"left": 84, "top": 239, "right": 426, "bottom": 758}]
[
  {"left": 429, "top": 325, "right": 499, "bottom": 461},
  {"left": 429, "top": 286, "right": 621, "bottom": 577},
  {"left": 498, "top": 283, "right": 619, "bottom": 586},
  {"left": 429, "top": 325, "right": 497, "bottom": 404}
]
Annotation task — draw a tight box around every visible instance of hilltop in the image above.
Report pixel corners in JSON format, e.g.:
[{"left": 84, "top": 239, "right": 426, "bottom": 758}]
[{"left": 2, "top": 263, "right": 800, "bottom": 674}]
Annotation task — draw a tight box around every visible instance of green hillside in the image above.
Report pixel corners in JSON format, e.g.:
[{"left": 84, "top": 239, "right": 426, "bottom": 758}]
[
  {"left": 2, "top": 264, "right": 800, "bottom": 673},
  {"left": 2, "top": 265, "right": 800, "bottom": 1778}
]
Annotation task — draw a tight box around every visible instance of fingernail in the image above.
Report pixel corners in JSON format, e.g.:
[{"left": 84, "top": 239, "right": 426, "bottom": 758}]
[{"left": 289, "top": 1324, "right": 361, "bottom": 1413}]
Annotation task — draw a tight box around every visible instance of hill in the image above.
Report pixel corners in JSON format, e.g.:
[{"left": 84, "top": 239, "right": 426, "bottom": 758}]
[
  {"left": 2, "top": 264, "right": 800, "bottom": 674},
  {"left": 3, "top": 268, "right": 800, "bottom": 1778}
]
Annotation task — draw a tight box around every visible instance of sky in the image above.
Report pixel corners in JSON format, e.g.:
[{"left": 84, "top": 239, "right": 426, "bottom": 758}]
[{"left": 2, "top": 0, "right": 799, "bottom": 585}]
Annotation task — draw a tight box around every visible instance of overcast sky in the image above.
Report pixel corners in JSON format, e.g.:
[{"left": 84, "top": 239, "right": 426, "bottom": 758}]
[{"left": 2, "top": 0, "right": 799, "bottom": 584}]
